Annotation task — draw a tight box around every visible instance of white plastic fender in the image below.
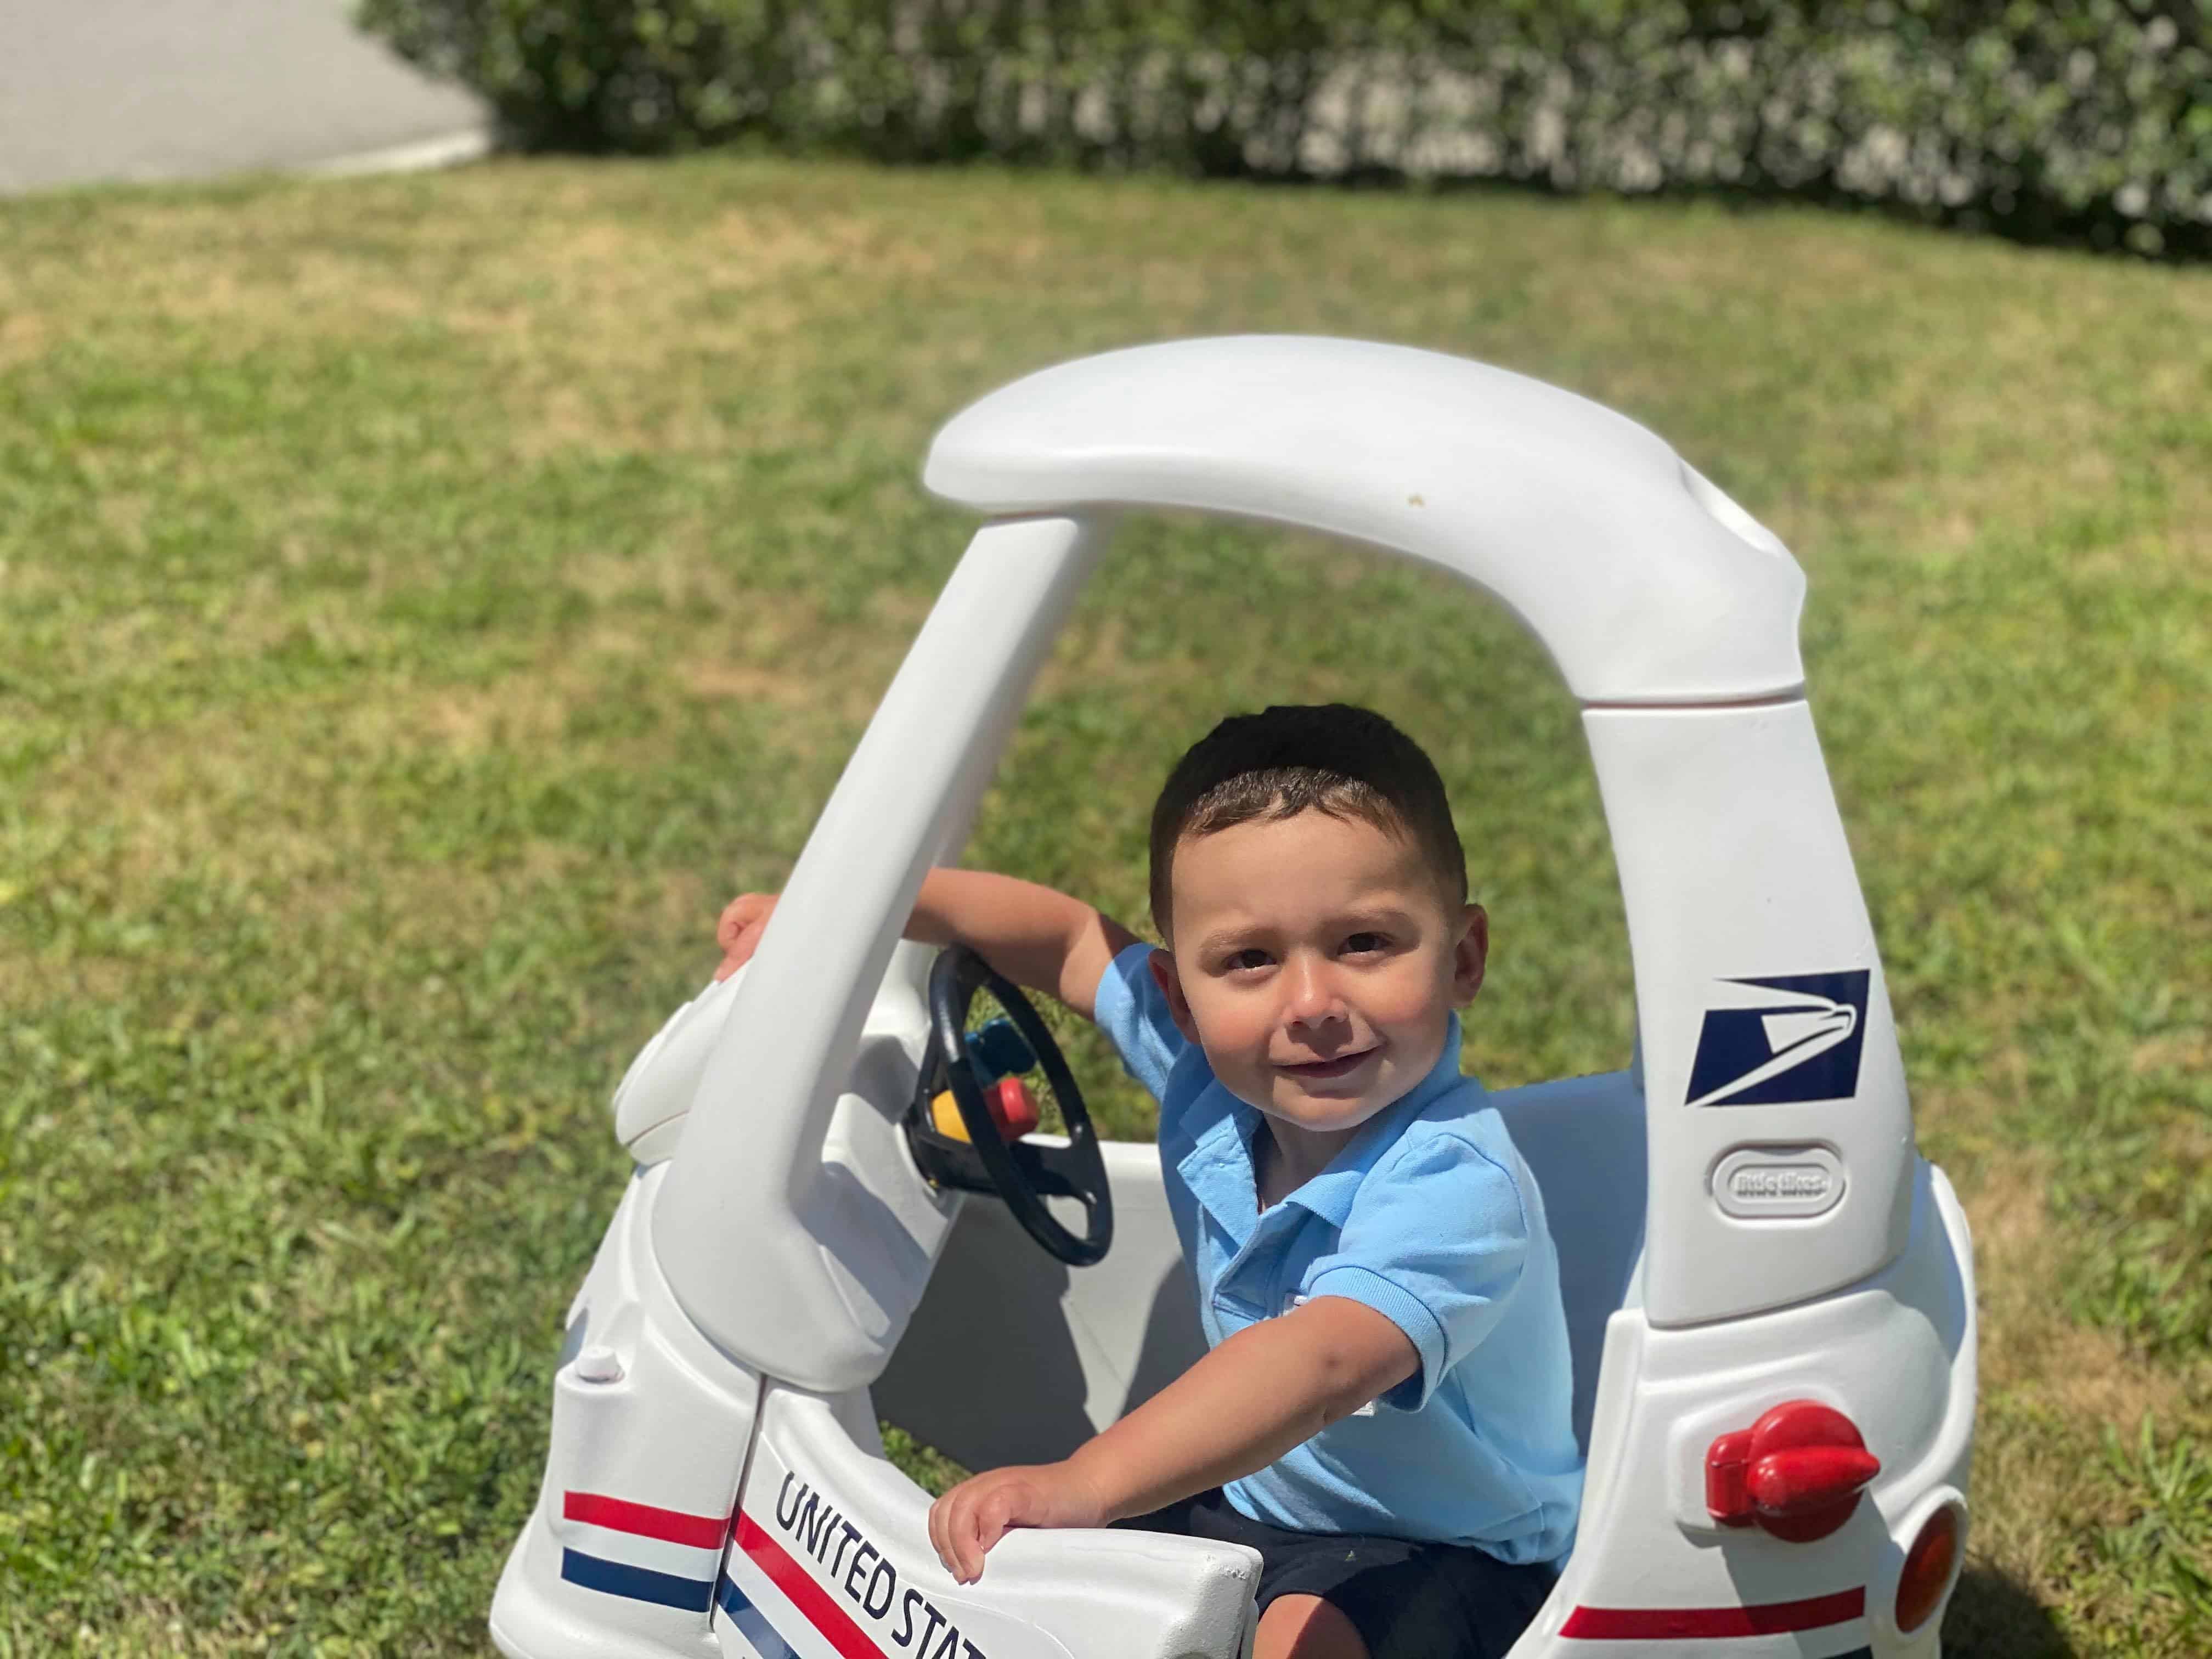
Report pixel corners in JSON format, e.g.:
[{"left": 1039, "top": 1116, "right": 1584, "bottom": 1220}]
[
  {"left": 923, "top": 336, "right": 1805, "bottom": 706},
  {"left": 1527, "top": 1158, "right": 1973, "bottom": 1659}
]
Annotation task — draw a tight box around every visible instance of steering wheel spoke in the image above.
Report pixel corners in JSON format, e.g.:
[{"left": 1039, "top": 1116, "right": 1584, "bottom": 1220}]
[{"left": 1019, "top": 1139, "right": 1093, "bottom": 1196}]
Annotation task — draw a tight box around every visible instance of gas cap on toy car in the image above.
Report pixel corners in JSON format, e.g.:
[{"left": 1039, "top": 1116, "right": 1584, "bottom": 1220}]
[{"left": 1706, "top": 1400, "right": 1880, "bottom": 1542}]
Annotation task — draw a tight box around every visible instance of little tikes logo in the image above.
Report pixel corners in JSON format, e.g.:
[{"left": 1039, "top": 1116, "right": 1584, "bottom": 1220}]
[{"left": 1685, "top": 971, "right": 1871, "bottom": 1107}]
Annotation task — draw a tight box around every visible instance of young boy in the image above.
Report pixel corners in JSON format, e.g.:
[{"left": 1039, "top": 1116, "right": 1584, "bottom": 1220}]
[{"left": 715, "top": 704, "right": 1582, "bottom": 1659}]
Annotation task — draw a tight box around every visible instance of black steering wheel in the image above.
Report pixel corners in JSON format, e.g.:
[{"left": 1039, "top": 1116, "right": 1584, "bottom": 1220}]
[{"left": 902, "top": 946, "right": 1113, "bottom": 1267}]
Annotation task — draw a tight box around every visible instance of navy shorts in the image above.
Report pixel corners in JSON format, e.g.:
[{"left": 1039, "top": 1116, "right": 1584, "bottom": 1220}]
[{"left": 1118, "top": 1488, "right": 1556, "bottom": 1659}]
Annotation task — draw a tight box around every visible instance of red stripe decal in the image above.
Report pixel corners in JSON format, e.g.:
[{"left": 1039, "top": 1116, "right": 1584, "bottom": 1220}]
[
  {"left": 736, "top": 1510, "right": 887, "bottom": 1659},
  {"left": 1561, "top": 1587, "right": 1866, "bottom": 1640},
  {"left": 562, "top": 1491, "right": 727, "bottom": 1551}
]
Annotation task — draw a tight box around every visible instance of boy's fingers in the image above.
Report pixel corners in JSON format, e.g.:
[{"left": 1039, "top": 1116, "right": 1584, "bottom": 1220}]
[
  {"left": 926, "top": 1493, "right": 949, "bottom": 1572},
  {"left": 973, "top": 1494, "right": 1019, "bottom": 1579},
  {"left": 930, "top": 1486, "right": 980, "bottom": 1579},
  {"left": 927, "top": 1473, "right": 1036, "bottom": 1584},
  {"left": 958, "top": 1503, "right": 990, "bottom": 1583},
  {"left": 965, "top": 1484, "right": 1031, "bottom": 1582},
  {"left": 718, "top": 928, "right": 763, "bottom": 978},
  {"left": 714, "top": 895, "right": 780, "bottom": 980},
  {"left": 715, "top": 895, "right": 757, "bottom": 951},
  {"left": 717, "top": 894, "right": 774, "bottom": 946},
  {"left": 934, "top": 1492, "right": 966, "bottom": 1577}
]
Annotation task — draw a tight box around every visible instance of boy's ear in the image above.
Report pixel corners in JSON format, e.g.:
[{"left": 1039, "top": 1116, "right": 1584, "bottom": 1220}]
[
  {"left": 1148, "top": 948, "right": 1203, "bottom": 1046},
  {"left": 1451, "top": 903, "right": 1489, "bottom": 1005}
]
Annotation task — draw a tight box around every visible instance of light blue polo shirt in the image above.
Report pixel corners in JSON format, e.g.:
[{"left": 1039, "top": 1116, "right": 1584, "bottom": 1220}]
[{"left": 1094, "top": 943, "right": 1582, "bottom": 1565}]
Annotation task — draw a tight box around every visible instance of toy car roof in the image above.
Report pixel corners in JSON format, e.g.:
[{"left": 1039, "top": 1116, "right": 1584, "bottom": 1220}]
[{"left": 926, "top": 335, "right": 1805, "bottom": 706}]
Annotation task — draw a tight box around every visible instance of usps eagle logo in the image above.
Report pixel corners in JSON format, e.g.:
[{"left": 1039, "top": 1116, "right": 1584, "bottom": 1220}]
[{"left": 1685, "top": 971, "right": 1872, "bottom": 1107}]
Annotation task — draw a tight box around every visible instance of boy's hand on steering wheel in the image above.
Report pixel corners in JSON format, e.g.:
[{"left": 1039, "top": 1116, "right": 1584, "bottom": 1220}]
[
  {"left": 927, "top": 1462, "right": 1111, "bottom": 1584},
  {"left": 714, "top": 892, "right": 777, "bottom": 980}
]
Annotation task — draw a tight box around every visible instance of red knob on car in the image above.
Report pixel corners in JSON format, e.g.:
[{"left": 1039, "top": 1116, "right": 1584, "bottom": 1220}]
[{"left": 1706, "top": 1401, "right": 1881, "bottom": 1542}]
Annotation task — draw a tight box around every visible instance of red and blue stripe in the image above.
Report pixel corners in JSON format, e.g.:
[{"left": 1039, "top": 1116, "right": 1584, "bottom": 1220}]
[{"left": 558, "top": 1491, "right": 726, "bottom": 1613}]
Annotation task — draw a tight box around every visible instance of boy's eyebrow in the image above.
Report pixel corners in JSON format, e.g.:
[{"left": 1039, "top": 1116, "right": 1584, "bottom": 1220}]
[
  {"left": 1331, "top": 905, "right": 1424, "bottom": 935},
  {"left": 1189, "top": 923, "right": 1264, "bottom": 960}
]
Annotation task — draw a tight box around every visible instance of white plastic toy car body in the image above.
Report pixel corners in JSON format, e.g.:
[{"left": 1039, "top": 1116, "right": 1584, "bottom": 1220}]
[{"left": 489, "top": 337, "right": 1977, "bottom": 1659}]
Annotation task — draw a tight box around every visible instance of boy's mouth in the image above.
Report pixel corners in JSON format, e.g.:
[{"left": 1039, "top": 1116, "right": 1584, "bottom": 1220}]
[{"left": 1277, "top": 1047, "right": 1377, "bottom": 1080}]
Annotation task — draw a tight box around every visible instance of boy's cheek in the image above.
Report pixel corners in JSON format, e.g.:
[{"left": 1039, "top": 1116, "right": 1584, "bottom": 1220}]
[{"left": 1182, "top": 994, "right": 1269, "bottom": 1060}]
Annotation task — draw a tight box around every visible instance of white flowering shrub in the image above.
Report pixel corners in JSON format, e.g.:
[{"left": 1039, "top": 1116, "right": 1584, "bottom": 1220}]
[{"left": 356, "top": 0, "right": 2212, "bottom": 254}]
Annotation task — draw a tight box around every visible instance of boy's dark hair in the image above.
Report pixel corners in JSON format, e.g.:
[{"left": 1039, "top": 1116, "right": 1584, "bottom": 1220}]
[{"left": 1148, "top": 704, "right": 1468, "bottom": 936}]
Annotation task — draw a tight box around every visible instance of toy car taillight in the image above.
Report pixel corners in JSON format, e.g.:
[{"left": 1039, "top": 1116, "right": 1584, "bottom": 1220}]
[{"left": 1895, "top": 1502, "right": 1962, "bottom": 1632}]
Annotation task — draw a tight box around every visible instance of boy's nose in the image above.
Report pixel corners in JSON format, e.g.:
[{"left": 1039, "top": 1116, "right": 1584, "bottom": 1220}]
[{"left": 1283, "top": 958, "right": 1347, "bottom": 1026}]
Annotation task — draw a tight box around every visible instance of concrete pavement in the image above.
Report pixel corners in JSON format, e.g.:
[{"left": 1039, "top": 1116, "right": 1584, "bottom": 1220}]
[{"left": 0, "top": 0, "right": 489, "bottom": 195}]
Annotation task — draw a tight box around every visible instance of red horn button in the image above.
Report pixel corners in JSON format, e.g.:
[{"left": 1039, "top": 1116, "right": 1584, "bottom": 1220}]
[{"left": 1707, "top": 1401, "right": 1881, "bottom": 1543}]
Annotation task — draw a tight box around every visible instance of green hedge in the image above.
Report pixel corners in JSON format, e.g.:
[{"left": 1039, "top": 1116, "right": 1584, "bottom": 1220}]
[{"left": 357, "top": 1, "right": 2212, "bottom": 254}]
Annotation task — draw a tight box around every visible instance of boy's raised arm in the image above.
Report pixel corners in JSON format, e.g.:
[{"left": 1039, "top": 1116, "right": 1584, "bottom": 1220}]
[{"left": 716, "top": 868, "right": 1139, "bottom": 1020}]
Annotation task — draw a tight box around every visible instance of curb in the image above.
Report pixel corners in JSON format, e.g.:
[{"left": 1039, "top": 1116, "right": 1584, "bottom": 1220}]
[{"left": 298, "top": 127, "right": 493, "bottom": 179}]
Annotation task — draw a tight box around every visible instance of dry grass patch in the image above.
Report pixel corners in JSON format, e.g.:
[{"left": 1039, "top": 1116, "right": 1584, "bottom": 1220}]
[
  {"left": 18, "top": 633, "right": 641, "bottom": 893},
  {"left": 679, "top": 658, "right": 803, "bottom": 706},
  {"left": 1970, "top": 1148, "right": 2194, "bottom": 1432},
  {"left": 0, "top": 304, "right": 49, "bottom": 370},
  {"left": 1956, "top": 1142, "right": 2210, "bottom": 1652},
  {"left": 0, "top": 169, "right": 955, "bottom": 464},
  {"left": 5, "top": 180, "right": 887, "bottom": 347}
]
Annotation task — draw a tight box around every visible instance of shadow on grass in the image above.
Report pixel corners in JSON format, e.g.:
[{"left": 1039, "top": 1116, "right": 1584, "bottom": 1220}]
[{"left": 1944, "top": 1562, "right": 2078, "bottom": 1658}]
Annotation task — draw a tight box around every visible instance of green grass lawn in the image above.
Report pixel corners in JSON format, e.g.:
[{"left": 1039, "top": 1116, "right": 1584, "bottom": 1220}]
[{"left": 2, "top": 155, "right": 2207, "bottom": 1656}]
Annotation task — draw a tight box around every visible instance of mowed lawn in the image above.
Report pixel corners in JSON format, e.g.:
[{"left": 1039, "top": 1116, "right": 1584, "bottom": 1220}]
[{"left": 2, "top": 156, "right": 2207, "bottom": 1656}]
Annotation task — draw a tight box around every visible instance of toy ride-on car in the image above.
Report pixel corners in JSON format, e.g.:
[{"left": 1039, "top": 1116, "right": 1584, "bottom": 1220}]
[{"left": 489, "top": 337, "right": 1977, "bottom": 1659}]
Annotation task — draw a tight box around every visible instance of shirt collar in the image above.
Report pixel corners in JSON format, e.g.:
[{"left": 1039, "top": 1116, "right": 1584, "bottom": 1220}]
[{"left": 1173, "top": 1014, "right": 1470, "bottom": 1238}]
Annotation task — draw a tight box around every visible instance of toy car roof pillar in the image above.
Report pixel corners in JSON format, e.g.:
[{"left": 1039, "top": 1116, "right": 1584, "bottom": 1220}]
[{"left": 651, "top": 338, "right": 1915, "bottom": 1392}]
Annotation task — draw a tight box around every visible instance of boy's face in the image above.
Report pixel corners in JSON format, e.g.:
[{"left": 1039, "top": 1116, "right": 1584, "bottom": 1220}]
[{"left": 1149, "top": 808, "right": 1487, "bottom": 1139}]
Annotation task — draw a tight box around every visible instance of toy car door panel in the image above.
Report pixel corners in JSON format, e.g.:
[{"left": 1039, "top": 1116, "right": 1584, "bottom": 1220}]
[{"left": 727, "top": 1386, "right": 1256, "bottom": 1659}]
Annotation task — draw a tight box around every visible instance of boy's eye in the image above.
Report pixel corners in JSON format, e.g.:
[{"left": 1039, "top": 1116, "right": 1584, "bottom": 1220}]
[
  {"left": 1341, "top": 932, "right": 1390, "bottom": 956},
  {"left": 1223, "top": 948, "right": 1273, "bottom": 973}
]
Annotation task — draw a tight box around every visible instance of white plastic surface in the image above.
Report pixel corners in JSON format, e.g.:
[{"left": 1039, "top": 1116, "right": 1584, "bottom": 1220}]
[
  {"left": 611, "top": 965, "right": 750, "bottom": 1166},
  {"left": 874, "top": 1139, "right": 1204, "bottom": 1473},
  {"left": 924, "top": 336, "right": 1805, "bottom": 705},
  {"left": 1584, "top": 702, "right": 1914, "bottom": 1326}
]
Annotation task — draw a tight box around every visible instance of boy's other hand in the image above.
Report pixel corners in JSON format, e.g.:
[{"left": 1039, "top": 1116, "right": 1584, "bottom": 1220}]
[
  {"left": 714, "top": 892, "right": 777, "bottom": 980},
  {"left": 926, "top": 1461, "right": 1110, "bottom": 1584}
]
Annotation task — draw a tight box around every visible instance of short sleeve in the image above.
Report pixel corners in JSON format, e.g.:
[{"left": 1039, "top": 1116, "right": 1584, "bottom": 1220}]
[
  {"left": 1091, "top": 941, "right": 1188, "bottom": 1104},
  {"left": 1300, "top": 1132, "right": 1530, "bottom": 1412}
]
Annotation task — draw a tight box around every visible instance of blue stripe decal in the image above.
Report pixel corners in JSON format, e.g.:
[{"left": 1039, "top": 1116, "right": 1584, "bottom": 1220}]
[
  {"left": 560, "top": 1547, "right": 715, "bottom": 1611},
  {"left": 718, "top": 1573, "right": 803, "bottom": 1658}
]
